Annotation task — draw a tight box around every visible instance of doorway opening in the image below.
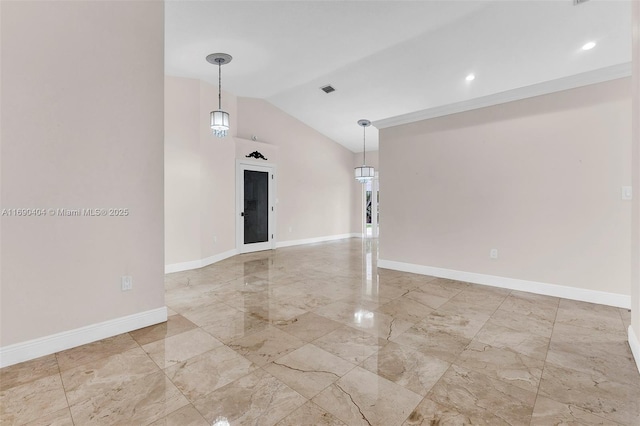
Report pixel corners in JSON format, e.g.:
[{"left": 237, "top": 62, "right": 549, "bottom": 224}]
[{"left": 364, "top": 173, "right": 379, "bottom": 238}]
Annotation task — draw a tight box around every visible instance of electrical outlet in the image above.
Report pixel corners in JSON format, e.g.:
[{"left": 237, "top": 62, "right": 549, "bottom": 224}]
[
  {"left": 121, "top": 275, "right": 133, "bottom": 291},
  {"left": 622, "top": 186, "right": 632, "bottom": 200},
  {"left": 214, "top": 236, "right": 217, "bottom": 243},
  {"left": 288, "top": 226, "right": 292, "bottom": 233},
  {"left": 490, "top": 249, "right": 498, "bottom": 259}
]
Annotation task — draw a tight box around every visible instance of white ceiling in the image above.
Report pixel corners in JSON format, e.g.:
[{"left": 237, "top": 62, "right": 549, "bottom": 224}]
[{"left": 165, "top": 0, "right": 631, "bottom": 152}]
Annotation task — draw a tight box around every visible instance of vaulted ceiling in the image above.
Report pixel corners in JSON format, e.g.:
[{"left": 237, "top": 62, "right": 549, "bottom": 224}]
[{"left": 165, "top": 1, "right": 631, "bottom": 152}]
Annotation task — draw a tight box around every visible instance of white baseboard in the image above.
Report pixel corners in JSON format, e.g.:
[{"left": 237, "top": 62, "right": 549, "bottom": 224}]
[
  {"left": 165, "top": 249, "right": 238, "bottom": 274},
  {"left": 276, "top": 233, "right": 360, "bottom": 248},
  {"left": 166, "top": 235, "right": 360, "bottom": 273},
  {"left": 629, "top": 326, "right": 640, "bottom": 375},
  {"left": 0, "top": 307, "right": 167, "bottom": 368},
  {"left": 377, "top": 259, "right": 631, "bottom": 309}
]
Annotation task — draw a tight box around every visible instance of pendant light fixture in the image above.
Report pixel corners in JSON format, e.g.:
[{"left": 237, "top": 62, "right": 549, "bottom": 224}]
[
  {"left": 354, "top": 119, "right": 375, "bottom": 182},
  {"left": 206, "top": 53, "right": 232, "bottom": 138}
]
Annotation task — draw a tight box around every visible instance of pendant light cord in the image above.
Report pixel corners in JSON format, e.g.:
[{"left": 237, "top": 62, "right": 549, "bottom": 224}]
[
  {"left": 362, "top": 124, "right": 366, "bottom": 166},
  {"left": 218, "top": 60, "right": 222, "bottom": 110}
]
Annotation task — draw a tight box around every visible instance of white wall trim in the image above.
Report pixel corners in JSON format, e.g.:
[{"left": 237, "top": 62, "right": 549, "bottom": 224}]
[
  {"left": 378, "top": 259, "right": 631, "bottom": 309},
  {"left": 166, "top": 235, "right": 361, "bottom": 273},
  {"left": 165, "top": 248, "right": 238, "bottom": 274},
  {"left": 629, "top": 326, "right": 640, "bottom": 375},
  {"left": 374, "top": 63, "right": 632, "bottom": 129},
  {"left": 0, "top": 307, "right": 167, "bottom": 368},
  {"left": 276, "top": 233, "right": 359, "bottom": 249}
]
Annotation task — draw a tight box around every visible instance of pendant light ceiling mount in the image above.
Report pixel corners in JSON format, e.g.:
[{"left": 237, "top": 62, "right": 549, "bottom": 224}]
[
  {"left": 206, "top": 53, "right": 233, "bottom": 138},
  {"left": 354, "top": 119, "right": 375, "bottom": 183},
  {"left": 206, "top": 53, "right": 233, "bottom": 66}
]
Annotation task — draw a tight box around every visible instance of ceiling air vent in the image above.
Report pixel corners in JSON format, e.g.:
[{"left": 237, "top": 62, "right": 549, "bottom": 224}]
[
  {"left": 320, "top": 85, "right": 335, "bottom": 94},
  {"left": 573, "top": 0, "right": 589, "bottom": 5}
]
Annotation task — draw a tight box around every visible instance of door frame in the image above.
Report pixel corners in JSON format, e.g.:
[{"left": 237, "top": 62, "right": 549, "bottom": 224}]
[{"left": 236, "top": 160, "right": 277, "bottom": 253}]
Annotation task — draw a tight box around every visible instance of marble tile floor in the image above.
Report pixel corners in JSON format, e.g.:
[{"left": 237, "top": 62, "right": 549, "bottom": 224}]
[{"left": 1, "top": 239, "right": 639, "bottom": 425}]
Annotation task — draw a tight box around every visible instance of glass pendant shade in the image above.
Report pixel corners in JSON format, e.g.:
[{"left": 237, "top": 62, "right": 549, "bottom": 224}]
[
  {"left": 354, "top": 165, "right": 375, "bottom": 182},
  {"left": 210, "top": 110, "right": 229, "bottom": 138}
]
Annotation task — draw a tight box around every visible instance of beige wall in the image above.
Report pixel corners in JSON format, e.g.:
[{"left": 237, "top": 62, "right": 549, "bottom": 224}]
[
  {"left": 165, "top": 78, "right": 202, "bottom": 263},
  {"left": 165, "top": 79, "right": 356, "bottom": 267},
  {"left": 631, "top": 0, "right": 640, "bottom": 350},
  {"left": 237, "top": 97, "right": 356, "bottom": 243},
  {"left": 199, "top": 82, "right": 237, "bottom": 260},
  {"left": 1, "top": 1, "right": 165, "bottom": 346},
  {"left": 380, "top": 78, "right": 632, "bottom": 298},
  {"left": 164, "top": 77, "right": 237, "bottom": 266}
]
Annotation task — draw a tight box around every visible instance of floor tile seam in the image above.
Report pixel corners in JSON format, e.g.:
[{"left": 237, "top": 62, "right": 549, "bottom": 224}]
[
  {"left": 387, "top": 335, "right": 458, "bottom": 366},
  {"left": 447, "top": 343, "right": 543, "bottom": 394},
  {"left": 0, "top": 363, "right": 62, "bottom": 394},
  {"left": 331, "top": 382, "right": 376, "bottom": 426},
  {"left": 55, "top": 336, "right": 145, "bottom": 375},
  {"left": 446, "top": 336, "right": 473, "bottom": 368},
  {"left": 541, "top": 354, "right": 640, "bottom": 392},
  {"left": 54, "top": 353, "right": 76, "bottom": 426},
  {"left": 10, "top": 366, "right": 75, "bottom": 426},
  {"left": 269, "top": 398, "right": 311, "bottom": 426},
  {"left": 314, "top": 336, "right": 385, "bottom": 367},
  {"left": 419, "top": 367, "right": 493, "bottom": 423},
  {"left": 470, "top": 331, "right": 548, "bottom": 364},
  {"left": 555, "top": 304, "right": 626, "bottom": 319},
  {"left": 156, "top": 354, "right": 224, "bottom": 417},
  {"left": 547, "top": 339, "right": 638, "bottom": 363},
  {"left": 552, "top": 318, "right": 629, "bottom": 336},
  {"left": 453, "top": 299, "right": 503, "bottom": 343},
  {"left": 55, "top": 357, "right": 75, "bottom": 426},
  {"left": 336, "top": 366, "right": 424, "bottom": 425},
  {"left": 61, "top": 355, "right": 163, "bottom": 413},
  {"left": 141, "top": 403, "right": 196, "bottom": 426},
  {"left": 208, "top": 297, "right": 258, "bottom": 319},
  {"left": 55, "top": 351, "right": 115, "bottom": 376},
  {"left": 374, "top": 296, "right": 437, "bottom": 322},
  {"left": 496, "top": 303, "right": 559, "bottom": 322},
  {"left": 543, "top": 299, "right": 624, "bottom": 373},
  {"left": 426, "top": 362, "right": 537, "bottom": 425},
  {"left": 618, "top": 307, "right": 632, "bottom": 326},
  {"left": 482, "top": 313, "right": 554, "bottom": 343},
  {"left": 487, "top": 309, "right": 557, "bottom": 340},
  {"left": 274, "top": 322, "right": 333, "bottom": 345},
  {"left": 175, "top": 356, "right": 259, "bottom": 408},
  {"left": 528, "top": 393, "right": 627, "bottom": 426},
  {"left": 357, "top": 345, "right": 450, "bottom": 398},
  {"left": 308, "top": 307, "right": 349, "bottom": 325},
  {"left": 223, "top": 324, "right": 277, "bottom": 349},
  {"left": 465, "top": 287, "right": 512, "bottom": 312},
  {"left": 531, "top": 298, "right": 562, "bottom": 424}
]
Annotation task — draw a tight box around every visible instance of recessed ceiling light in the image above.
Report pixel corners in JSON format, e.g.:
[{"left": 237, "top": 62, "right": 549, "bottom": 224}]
[
  {"left": 582, "top": 41, "right": 596, "bottom": 51},
  {"left": 465, "top": 74, "right": 475, "bottom": 82}
]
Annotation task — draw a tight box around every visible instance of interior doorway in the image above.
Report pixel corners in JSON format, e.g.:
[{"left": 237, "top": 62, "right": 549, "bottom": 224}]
[
  {"left": 364, "top": 173, "right": 379, "bottom": 238},
  {"left": 236, "top": 161, "right": 276, "bottom": 253}
]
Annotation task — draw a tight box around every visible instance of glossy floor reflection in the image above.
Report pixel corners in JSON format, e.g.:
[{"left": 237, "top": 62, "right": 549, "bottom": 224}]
[{"left": 2, "top": 239, "right": 639, "bottom": 425}]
